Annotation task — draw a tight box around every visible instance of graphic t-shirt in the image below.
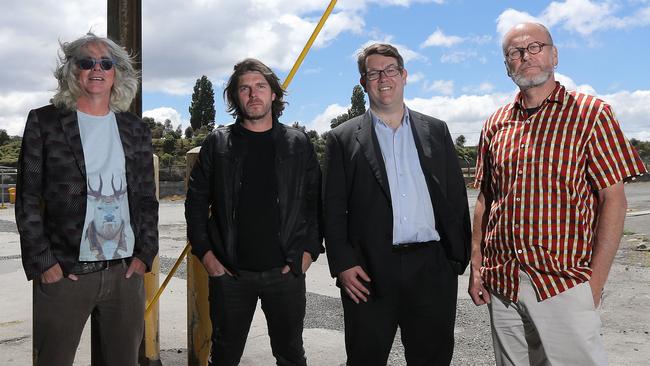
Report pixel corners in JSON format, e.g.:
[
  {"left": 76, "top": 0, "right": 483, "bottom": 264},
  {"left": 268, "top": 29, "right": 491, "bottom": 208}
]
[{"left": 77, "top": 110, "right": 135, "bottom": 261}]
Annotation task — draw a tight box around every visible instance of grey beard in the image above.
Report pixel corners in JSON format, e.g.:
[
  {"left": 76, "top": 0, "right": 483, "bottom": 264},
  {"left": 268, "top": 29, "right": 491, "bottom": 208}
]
[{"left": 511, "top": 70, "right": 552, "bottom": 90}]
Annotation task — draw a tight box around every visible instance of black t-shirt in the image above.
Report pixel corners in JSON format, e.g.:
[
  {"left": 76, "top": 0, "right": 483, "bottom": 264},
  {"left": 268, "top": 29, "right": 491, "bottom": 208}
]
[{"left": 235, "top": 127, "right": 284, "bottom": 271}]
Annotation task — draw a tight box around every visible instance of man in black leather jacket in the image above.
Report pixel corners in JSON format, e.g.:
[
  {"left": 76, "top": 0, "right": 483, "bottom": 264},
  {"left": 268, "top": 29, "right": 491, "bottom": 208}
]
[{"left": 185, "top": 58, "right": 322, "bottom": 366}]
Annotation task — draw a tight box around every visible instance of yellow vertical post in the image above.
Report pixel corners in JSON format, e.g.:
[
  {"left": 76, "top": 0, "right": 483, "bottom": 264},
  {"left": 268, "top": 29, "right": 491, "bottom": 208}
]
[
  {"left": 186, "top": 147, "right": 211, "bottom": 366},
  {"left": 140, "top": 154, "right": 162, "bottom": 366}
]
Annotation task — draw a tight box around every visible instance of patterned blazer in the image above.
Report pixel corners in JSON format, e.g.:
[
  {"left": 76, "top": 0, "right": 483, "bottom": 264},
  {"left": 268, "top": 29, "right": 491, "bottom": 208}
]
[{"left": 15, "top": 104, "right": 159, "bottom": 280}]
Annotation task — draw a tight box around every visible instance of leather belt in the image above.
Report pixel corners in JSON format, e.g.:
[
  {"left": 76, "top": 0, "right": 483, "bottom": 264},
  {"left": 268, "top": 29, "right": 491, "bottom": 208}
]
[{"left": 71, "top": 258, "right": 130, "bottom": 275}]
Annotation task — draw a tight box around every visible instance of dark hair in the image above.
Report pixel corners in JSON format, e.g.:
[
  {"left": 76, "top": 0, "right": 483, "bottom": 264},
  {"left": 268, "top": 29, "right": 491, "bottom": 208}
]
[
  {"left": 223, "top": 58, "right": 287, "bottom": 119},
  {"left": 356, "top": 43, "right": 405, "bottom": 76}
]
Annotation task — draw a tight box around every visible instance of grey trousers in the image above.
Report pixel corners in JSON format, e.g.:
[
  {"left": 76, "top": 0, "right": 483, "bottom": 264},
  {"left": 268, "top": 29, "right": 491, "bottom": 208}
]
[
  {"left": 33, "top": 261, "right": 145, "bottom": 366},
  {"left": 488, "top": 270, "right": 608, "bottom": 366}
]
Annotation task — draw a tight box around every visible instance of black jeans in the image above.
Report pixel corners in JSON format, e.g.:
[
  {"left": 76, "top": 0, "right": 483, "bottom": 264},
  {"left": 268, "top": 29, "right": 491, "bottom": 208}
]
[{"left": 208, "top": 268, "right": 307, "bottom": 366}]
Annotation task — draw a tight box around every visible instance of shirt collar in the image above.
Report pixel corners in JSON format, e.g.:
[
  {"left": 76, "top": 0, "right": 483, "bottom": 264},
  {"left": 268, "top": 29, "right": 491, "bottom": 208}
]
[
  {"left": 370, "top": 106, "right": 410, "bottom": 130},
  {"left": 508, "top": 81, "right": 565, "bottom": 118}
]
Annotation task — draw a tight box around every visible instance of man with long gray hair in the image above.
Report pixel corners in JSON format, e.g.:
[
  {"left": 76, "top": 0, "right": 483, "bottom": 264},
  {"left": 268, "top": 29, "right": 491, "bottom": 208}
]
[{"left": 15, "top": 32, "right": 158, "bottom": 365}]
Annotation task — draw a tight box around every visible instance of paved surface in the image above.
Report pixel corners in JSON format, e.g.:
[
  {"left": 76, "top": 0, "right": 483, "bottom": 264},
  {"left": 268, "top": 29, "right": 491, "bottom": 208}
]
[{"left": 1, "top": 183, "right": 648, "bottom": 365}]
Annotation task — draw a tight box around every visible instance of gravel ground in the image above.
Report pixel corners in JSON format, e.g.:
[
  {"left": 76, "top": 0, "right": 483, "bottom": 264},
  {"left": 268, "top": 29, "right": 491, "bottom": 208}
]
[{"left": 152, "top": 182, "right": 650, "bottom": 365}]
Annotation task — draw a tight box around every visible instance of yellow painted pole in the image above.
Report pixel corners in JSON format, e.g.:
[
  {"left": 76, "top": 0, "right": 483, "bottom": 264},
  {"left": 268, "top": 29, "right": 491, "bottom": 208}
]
[
  {"left": 140, "top": 154, "right": 161, "bottom": 366},
  {"left": 186, "top": 147, "right": 212, "bottom": 366},
  {"left": 282, "top": 0, "right": 338, "bottom": 90},
  {"left": 145, "top": 243, "right": 191, "bottom": 316}
]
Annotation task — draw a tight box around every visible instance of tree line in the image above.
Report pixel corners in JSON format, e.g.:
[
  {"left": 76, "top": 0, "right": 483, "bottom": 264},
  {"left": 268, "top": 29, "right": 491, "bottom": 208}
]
[{"left": 2, "top": 75, "right": 649, "bottom": 173}]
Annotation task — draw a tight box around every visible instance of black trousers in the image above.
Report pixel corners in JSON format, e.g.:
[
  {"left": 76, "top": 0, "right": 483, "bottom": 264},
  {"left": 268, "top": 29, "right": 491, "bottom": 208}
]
[
  {"left": 342, "top": 243, "right": 458, "bottom": 366},
  {"left": 208, "top": 268, "right": 307, "bottom": 366}
]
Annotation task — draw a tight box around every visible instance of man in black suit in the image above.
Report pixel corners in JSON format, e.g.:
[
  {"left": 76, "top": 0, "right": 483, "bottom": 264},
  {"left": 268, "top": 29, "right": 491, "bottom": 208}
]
[{"left": 324, "top": 43, "right": 471, "bottom": 365}]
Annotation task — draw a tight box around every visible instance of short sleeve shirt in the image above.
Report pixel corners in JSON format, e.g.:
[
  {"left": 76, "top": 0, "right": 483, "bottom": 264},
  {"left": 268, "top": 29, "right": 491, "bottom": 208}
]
[
  {"left": 77, "top": 111, "right": 135, "bottom": 262},
  {"left": 474, "top": 82, "right": 647, "bottom": 302}
]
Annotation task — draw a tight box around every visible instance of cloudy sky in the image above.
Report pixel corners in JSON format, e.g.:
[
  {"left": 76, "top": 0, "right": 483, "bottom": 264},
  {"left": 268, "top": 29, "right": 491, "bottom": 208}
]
[{"left": 1, "top": 0, "right": 649, "bottom": 143}]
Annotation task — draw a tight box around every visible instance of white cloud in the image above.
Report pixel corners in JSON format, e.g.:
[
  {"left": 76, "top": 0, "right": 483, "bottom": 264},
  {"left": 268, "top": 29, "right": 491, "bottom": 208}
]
[
  {"left": 440, "top": 50, "right": 480, "bottom": 64},
  {"left": 424, "top": 80, "right": 454, "bottom": 95},
  {"left": 307, "top": 103, "right": 348, "bottom": 133},
  {"left": 0, "top": 91, "right": 53, "bottom": 136},
  {"left": 462, "top": 82, "right": 495, "bottom": 94},
  {"left": 406, "top": 92, "right": 514, "bottom": 144},
  {"left": 138, "top": 0, "right": 367, "bottom": 95},
  {"left": 407, "top": 72, "right": 425, "bottom": 83},
  {"left": 356, "top": 38, "right": 426, "bottom": 64},
  {"left": 602, "top": 90, "right": 650, "bottom": 142},
  {"left": 421, "top": 28, "right": 463, "bottom": 48},
  {"left": 496, "top": 9, "right": 541, "bottom": 37},
  {"left": 497, "top": 1, "right": 650, "bottom": 37},
  {"left": 143, "top": 107, "right": 188, "bottom": 127},
  {"left": 554, "top": 72, "right": 597, "bottom": 95}
]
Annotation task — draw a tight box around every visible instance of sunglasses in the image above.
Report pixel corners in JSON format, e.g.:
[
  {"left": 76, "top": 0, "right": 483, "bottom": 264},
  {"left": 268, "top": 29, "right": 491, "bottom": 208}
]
[{"left": 76, "top": 58, "right": 116, "bottom": 71}]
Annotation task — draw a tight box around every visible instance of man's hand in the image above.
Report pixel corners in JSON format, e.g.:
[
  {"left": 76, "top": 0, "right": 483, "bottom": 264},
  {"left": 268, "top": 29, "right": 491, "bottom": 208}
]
[
  {"left": 301, "top": 252, "right": 313, "bottom": 273},
  {"left": 202, "top": 250, "right": 231, "bottom": 277},
  {"left": 40, "top": 263, "right": 78, "bottom": 283},
  {"left": 468, "top": 267, "right": 490, "bottom": 305},
  {"left": 125, "top": 257, "right": 147, "bottom": 278},
  {"left": 339, "top": 266, "right": 371, "bottom": 304}
]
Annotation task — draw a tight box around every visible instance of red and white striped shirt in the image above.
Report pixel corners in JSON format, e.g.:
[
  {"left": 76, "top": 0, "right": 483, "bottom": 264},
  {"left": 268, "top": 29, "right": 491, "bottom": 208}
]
[{"left": 475, "top": 82, "right": 646, "bottom": 302}]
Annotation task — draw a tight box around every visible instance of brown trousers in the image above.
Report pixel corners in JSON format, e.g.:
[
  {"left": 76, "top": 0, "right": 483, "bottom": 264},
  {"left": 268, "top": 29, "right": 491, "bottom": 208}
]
[{"left": 33, "top": 261, "right": 144, "bottom": 366}]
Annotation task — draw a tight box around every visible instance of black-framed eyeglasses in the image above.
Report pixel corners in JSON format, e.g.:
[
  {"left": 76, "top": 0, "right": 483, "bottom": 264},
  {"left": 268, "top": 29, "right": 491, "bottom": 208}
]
[
  {"left": 76, "top": 58, "right": 116, "bottom": 71},
  {"left": 505, "top": 42, "right": 552, "bottom": 61},
  {"left": 364, "top": 65, "right": 402, "bottom": 81}
]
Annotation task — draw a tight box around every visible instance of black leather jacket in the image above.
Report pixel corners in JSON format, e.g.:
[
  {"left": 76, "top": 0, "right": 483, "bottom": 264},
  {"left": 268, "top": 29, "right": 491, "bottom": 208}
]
[{"left": 185, "top": 120, "right": 322, "bottom": 274}]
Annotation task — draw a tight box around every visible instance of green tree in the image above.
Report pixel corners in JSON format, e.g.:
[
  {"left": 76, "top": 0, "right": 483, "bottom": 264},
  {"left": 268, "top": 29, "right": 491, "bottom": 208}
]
[
  {"left": 348, "top": 85, "right": 366, "bottom": 119},
  {"left": 189, "top": 75, "right": 216, "bottom": 130},
  {"left": 184, "top": 126, "right": 194, "bottom": 139},
  {"left": 0, "top": 129, "right": 10, "bottom": 146},
  {"left": 455, "top": 135, "right": 466, "bottom": 148},
  {"left": 330, "top": 84, "right": 366, "bottom": 129}
]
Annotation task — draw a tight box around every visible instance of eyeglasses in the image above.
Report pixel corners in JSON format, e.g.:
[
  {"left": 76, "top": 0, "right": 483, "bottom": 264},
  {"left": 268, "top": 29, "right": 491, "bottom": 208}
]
[
  {"left": 76, "top": 58, "right": 116, "bottom": 71},
  {"left": 505, "top": 42, "right": 552, "bottom": 61},
  {"left": 364, "top": 65, "right": 402, "bottom": 81}
]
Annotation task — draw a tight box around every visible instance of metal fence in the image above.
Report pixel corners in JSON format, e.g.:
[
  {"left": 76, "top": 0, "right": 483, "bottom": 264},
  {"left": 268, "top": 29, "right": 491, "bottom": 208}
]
[{"left": 0, "top": 166, "right": 17, "bottom": 207}]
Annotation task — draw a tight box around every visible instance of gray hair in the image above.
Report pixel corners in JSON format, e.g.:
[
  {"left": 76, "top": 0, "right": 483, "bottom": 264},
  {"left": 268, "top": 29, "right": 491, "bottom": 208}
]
[{"left": 51, "top": 32, "right": 140, "bottom": 112}]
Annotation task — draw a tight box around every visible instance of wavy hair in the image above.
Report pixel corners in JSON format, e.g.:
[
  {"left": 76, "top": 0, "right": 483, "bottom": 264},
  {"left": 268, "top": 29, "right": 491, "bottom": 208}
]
[
  {"left": 223, "top": 58, "right": 287, "bottom": 120},
  {"left": 51, "top": 32, "right": 140, "bottom": 112}
]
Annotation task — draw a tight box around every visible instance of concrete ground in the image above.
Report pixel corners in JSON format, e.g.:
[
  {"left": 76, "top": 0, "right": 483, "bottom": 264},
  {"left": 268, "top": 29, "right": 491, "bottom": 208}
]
[{"left": 0, "top": 183, "right": 648, "bottom": 365}]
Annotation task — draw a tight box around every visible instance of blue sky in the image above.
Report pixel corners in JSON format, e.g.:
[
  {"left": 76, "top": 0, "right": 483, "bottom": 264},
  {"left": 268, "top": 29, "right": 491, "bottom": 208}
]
[{"left": 2, "top": 0, "right": 649, "bottom": 144}]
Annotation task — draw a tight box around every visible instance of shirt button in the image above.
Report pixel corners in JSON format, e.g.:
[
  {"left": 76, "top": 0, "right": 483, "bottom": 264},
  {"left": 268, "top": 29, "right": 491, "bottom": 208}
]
[
  {"left": 514, "top": 224, "right": 520, "bottom": 229},
  {"left": 515, "top": 197, "right": 521, "bottom": 202},
  {"left": 402, "top": 193, "right": 407, "bottom": 197},
  {"left": 403, "top": 216, "right": 408, "bottom": 221},
  {"left": 520, "top": 144, "right": 525, "bottom": 148},
  {"left": 518, "top": 170, "right": 523, "bottom": 175},
  {"left": 517, "top": 249, "right": 523, "bottom": 254}
]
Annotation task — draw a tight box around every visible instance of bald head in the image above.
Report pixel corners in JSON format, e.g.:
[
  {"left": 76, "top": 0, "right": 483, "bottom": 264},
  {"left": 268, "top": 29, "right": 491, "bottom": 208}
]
[{"left": 502, "top": 22, "right": 554, "bottom": 54}]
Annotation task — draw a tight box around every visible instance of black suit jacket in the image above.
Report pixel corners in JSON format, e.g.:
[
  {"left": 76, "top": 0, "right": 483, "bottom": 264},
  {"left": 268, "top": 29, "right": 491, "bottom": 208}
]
[
  {"left": 324, "top": 110, "right": 470, "bottom": 292},
  {"left": 16, "top": 104, "right": 159, "bottom": 280}
]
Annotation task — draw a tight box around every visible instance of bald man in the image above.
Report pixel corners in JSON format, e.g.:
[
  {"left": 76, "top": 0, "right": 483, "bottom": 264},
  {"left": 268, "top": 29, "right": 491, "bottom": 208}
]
[{"left": 468, "top": 22, "right": 646, "bottom": 365}]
